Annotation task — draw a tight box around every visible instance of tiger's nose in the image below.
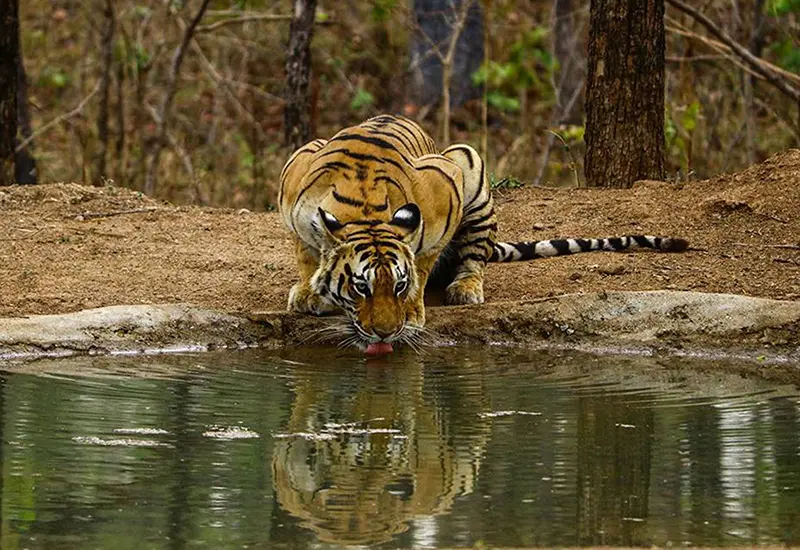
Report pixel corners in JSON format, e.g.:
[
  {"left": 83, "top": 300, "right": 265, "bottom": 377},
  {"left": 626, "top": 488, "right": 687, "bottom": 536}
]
[{"left": 373, "top": 326, "right": 395, "bottom": 339}]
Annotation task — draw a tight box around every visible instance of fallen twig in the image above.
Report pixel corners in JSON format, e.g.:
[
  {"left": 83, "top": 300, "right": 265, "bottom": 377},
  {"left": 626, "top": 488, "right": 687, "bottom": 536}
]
[{"left": 74, "top": 207, "right": 159, "bottom": 221}]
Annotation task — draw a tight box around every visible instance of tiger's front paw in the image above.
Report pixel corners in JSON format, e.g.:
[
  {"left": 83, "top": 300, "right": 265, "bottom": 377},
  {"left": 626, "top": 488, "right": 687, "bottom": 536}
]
[
  {"left": 445, "top": 276, "right": 485, "bottom": 305},
  {"left": 288, "top": 283, "right": 336, "bottom": 315}
]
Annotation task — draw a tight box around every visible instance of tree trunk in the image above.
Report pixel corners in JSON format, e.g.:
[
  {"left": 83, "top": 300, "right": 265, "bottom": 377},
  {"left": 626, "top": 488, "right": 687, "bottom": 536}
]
[
  {"left": 92, "top": 0, "right": 115, "bottom": 185},
  {"left": 409, "top": 0, "right": 484, "bottom": 111},
  {"left": 584, "top": 0, "right": 665, "bottom": 188},
  {"left": 0, "top": 0, "right": 19, "bottom": 185},
  {"left": 15, "top": 32, "right": 36, "bottom": 184},
  {"left": 284, "top": 0, "right": 318, "bottom": 150},
  {"left": 553, "top": 0, "right": 586, "bottom": 125}
]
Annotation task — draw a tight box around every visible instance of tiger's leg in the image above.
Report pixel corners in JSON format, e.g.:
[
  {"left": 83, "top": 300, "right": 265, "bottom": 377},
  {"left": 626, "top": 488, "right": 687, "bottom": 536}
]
[
  {"left": 441, "top": 144, "right": 497, "bottom": 305},
  {"left": 287, "top": 238, "right": 337, "bottom": 315}
]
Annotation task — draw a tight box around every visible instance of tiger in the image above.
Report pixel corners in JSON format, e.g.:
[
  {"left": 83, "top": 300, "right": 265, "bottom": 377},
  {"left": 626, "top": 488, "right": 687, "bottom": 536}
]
[{"left": 279, "top": 114, "right": 688, "bottom": 355}]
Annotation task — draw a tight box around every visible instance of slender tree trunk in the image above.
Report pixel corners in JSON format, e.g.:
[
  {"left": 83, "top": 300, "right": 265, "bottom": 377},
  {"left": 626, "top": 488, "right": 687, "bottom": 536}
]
[
  {"left": 553, "top": 0, "right": 585, "bottom": 125},
  {"left": 0, "top": 0, "right": 19, "bottom": 185},
  {"left": 144, "top": 0, "right": 211, "bottom": 197},
  {"left": 409, "top": 0, "right": 484, "bottom": 115},
  {"left": 15, "top": 34, "right": 36, "bottom": 184},
  {"left": 92, "top": 0, "right": 115, "bottom": 185},
  {"left": 284, "top": 0, "right": 318, "bottom": 150},
  {"left": 584, "top": 0, "right": 665, "bottom": 188}
]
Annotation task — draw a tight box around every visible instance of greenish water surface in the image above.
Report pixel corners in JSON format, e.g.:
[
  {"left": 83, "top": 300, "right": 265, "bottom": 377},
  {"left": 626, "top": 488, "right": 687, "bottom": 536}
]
[{"left": 1, "top": 347, "right": 800, "bottom": 549}]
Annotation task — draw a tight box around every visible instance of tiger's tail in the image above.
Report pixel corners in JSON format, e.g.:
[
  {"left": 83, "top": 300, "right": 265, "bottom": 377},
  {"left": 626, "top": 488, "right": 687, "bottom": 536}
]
[{"left": 489, "top": 235, "right": 689, "bottom": 263}]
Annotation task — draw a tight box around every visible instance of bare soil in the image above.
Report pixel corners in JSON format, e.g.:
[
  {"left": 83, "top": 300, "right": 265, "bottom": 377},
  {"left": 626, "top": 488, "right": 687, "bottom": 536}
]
[{"left": 1, "top": 150, "right": 799, "bottom": 318}]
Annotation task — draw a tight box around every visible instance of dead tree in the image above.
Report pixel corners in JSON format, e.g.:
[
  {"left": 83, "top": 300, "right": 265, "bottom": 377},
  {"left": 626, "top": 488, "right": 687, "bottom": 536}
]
[
  {"left": 584, "top": 0, "right": 666, "bottom": 188},
  {"left": 284, "top": 0, "right": 318, "bottom": 150},
  {"left": 0, "top": 0, "right": 19, "bottom": 185}
]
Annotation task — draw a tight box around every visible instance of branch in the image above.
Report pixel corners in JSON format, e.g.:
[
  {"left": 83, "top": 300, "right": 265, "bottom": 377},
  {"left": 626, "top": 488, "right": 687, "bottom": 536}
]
[
  {"left": 15, "top": 80, "right": 101, "bottom": 154},
  {"left": 145, "top": 0, "right": 212, "bottom": 196},
  {"left": 666, "top": 0, "right": 800, "bottom": 102},
  {"left": 196, "top": 13, "right": 292, "bottom": 33}
]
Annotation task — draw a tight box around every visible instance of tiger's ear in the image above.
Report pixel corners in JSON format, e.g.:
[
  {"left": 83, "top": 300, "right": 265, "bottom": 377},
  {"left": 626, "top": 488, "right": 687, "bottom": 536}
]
[
  {"left": 317, "top": 207, "right": 344, "bottom": 244},
  {"left": 388, "top": 203, "right": 421, "bottom": 241}
]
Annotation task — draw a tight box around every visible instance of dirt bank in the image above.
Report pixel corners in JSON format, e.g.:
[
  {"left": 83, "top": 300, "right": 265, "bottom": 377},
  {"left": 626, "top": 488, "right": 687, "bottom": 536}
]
[{"left": 0, "top": 150, "right": 798, "bottom": 367}]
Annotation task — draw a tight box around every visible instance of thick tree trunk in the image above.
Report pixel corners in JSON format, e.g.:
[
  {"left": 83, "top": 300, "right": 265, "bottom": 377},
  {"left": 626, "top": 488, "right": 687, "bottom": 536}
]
[
  {"left": 409, "top": 0, "right": 484, "bottom": 110},
  {"left": 584, "top": 0, "right": 665, "bottom": 188},
  {"left": 15, "top": 33, "right": 36, "bottom": 184},
  {"left": 0, "top": 0, "right": 19, "bottom": 185},
  {"left": 284, "top": 0, "right": 318, "bottom": 150}
]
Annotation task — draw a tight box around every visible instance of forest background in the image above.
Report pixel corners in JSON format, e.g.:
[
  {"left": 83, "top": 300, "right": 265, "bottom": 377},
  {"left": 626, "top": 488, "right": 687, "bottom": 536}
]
[{"left": 11, "top": 0, "right": 800, "bottom": 210}]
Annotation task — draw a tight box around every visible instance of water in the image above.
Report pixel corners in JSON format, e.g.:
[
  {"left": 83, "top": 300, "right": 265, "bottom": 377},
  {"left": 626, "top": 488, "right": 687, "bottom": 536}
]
[{"left": 1, "top": 347, "right": 800, "bottom": 549}]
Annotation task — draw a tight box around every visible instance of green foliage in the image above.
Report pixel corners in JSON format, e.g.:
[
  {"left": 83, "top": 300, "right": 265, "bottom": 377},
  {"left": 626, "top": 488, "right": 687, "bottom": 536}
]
[
  {"left": 490, "top": 174, "right": 524, "bottom": 189},
  {"left": 770, "top": 39, "right": 800, "bottom": 73},
  {"left": 665, "top": 101, "right": 701, "bottom": 176},
  {"left": 371, "top": 0, "right": 398, "bottom": 22},
  {"left": 38, "top": 66, "right": 69, "bottom": 89},
  {"left": 766, "top": 0, "right": 800, "bottom": 15},
  {"left": 350, "top": 87, "right": 375, "bottom": 112},
  {"left": 472, "top": 26, "right": 555, "bottom": 113}
]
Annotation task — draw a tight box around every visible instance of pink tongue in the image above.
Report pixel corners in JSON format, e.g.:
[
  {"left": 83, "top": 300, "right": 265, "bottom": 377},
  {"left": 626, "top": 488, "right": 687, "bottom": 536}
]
[{"left": 365, "top": 342, "right": 394, "bottom": 356}]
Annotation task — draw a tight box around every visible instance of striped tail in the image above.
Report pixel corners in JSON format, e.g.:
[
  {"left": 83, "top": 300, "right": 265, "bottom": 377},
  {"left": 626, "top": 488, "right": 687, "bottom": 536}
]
[{"left": 489, "top": 235, "right": 689, "bottom": 263}]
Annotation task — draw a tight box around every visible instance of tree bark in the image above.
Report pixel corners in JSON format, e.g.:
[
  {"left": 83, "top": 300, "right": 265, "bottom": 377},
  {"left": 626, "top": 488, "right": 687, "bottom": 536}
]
[
  {"left": 284, "top": 0, "right": 318, "bottom": 150},
  {"left": 15, "top": 31, "right": 36, "bottom": 184},
  {"left": 0, "top": 0, "right": 19, "bottom": 185},
  {"left": 92, "top": 0, "right": 115, "bottom": 185},
  {"left": 584, "top": 0, "right": 665, "bottom": 188}
]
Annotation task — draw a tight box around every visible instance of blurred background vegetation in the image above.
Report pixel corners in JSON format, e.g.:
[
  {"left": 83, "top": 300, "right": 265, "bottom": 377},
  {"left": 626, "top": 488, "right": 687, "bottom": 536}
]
[{"left": 16, "top": 0, "right": 800, "bottom": 209}]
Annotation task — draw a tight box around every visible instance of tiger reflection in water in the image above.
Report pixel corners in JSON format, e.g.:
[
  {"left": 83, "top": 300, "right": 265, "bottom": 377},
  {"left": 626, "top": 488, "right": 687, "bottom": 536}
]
[{"left": 271, "top": 353, "right": 490, "bottom": 546}]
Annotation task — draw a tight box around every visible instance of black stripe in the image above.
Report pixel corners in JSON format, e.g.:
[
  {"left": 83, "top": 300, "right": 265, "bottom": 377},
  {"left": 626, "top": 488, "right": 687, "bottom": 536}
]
[
  {"left": 458, "top": 253, "right": 488, "bottom": 264},
  {"left": 632, "top": 235, "right": 652, "bottom": 248},
  {"left": 459, "top": 236, "right": 493, "bottom": 248},
  {"left": 447, "top": 145, "right": 475, "bottom": 169},
  {"left": 368, "top": 129, "right": 417, "bottom": 157},
  {"left": 291, "top": 170, "right": 331, "bottom": 232},
  {"left": 468, "top": 223, "right": 498, "bottom": 234},
  {"left": 575, "top": 238, "right": 593, "bottom": 252},
  {"left": 389, "top": 118, "right": 429, "bottom": 156},
  {"left": 370, "top": 198, "right": 389, "bottom": 212},
  {"left": 417, "top": 164, "right": 461, "bottom": 200},
  {"left": 332, "top": 189, "right": 365, "bottom": 207},
  {"left": 551, "top": 239, "right": 572, "bottom": 255},
  {"left": 336, "top": 273, "right": 346, "bottom": 296},
  {"left": 319, "top": 149, "right": 409, "bottom": 177},
  {"left": 373, "top": 175, "right": 408, "bottom": 200},
  {"left": 607, "top": 237, "right": 624, "bottom": 250},
  {"left": 331, "top": 134, "right": 414, "bottom": 165},
  {"left": 464, "top": 209, "right": 494, "bottom": 227},
  {"left": 465, "top": 196, "right": 491, "bottom": 217},
  {"left": 514, "top": 242, "right": 538, "bottom": 261},
  {"left": 354, "top": 240, "right": 402, "bottom": 253}
]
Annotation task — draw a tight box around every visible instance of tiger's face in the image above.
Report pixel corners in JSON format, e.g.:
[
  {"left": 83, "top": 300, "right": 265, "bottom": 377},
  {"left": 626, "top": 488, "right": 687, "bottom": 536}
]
[{"left": 310, "top": 204, "right": 422, "bottom": 352}]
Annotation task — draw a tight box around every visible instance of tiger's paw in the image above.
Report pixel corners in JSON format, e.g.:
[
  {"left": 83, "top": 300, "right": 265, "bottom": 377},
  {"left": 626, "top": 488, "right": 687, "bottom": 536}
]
[
  {"left": 287, "top": 283, "right": 336, "bottom": 315},
  {"left": 445, "top": 277, "right": 485, "bottom": 305}
]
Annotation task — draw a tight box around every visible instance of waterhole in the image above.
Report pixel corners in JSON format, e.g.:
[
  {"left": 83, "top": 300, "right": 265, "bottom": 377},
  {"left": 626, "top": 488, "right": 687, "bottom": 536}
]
[{"left": 1, "top": 347, "right": 799, "bottom": 548}]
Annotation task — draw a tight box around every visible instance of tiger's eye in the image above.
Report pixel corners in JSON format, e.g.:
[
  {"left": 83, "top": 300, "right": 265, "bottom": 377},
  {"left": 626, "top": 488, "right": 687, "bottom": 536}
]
[
  {"left": 394, "top": 280, "right": 408, "bottom": 295},
  {"left": 353, "top": 281, "right": 371, "bottom": 296}
]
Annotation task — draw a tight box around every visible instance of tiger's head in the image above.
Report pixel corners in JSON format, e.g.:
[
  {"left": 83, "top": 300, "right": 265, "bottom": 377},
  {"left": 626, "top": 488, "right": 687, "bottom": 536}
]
[{"left": 310, "top": 203, "right": 423, "bottom": 353}]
